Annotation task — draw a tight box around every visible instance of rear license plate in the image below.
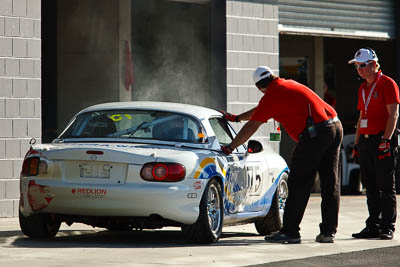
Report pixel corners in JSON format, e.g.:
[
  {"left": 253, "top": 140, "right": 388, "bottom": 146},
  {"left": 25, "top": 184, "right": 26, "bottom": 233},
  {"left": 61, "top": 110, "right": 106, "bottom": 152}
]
[{"left": 79, "top": 163, "right": 111, "bottom": 179}]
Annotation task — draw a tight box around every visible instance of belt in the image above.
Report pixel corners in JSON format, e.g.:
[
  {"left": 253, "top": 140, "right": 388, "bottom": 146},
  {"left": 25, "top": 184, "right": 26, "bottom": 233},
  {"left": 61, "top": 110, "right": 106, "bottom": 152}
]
[
  {"left": 299, "top": 116, "right": 339, "bottom": 139},
  {"left": 361, "top": 133, "right": 382, "bottom": 139},
  {"left": 314, "top": 116, "right": 339, "bottom": 128}
]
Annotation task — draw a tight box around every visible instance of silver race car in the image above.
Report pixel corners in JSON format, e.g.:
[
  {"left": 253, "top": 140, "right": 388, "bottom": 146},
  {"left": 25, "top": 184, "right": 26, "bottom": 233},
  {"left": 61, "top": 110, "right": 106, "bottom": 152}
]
[{"left": 19, "top": 101, "right": 289, "bottom": 243}]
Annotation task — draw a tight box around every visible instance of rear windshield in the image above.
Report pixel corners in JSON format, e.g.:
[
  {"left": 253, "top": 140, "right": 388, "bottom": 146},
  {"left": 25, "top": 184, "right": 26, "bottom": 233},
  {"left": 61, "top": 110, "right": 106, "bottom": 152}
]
[{"left": 59, "top": 110, "right": 203, "bottom": 143}]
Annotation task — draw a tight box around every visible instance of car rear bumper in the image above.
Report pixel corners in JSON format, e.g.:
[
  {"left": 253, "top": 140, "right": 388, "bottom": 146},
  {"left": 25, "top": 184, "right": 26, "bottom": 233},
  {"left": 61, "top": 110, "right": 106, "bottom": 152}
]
[{"left": 20, "top": 177, "right": 206, "bottom": 225}]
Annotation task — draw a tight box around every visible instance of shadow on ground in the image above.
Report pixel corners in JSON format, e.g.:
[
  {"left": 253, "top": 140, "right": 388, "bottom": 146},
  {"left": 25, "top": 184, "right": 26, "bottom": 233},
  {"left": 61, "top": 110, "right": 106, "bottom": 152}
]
[{"left": 6, "top": 228, "right": 262, "bottom": 249}]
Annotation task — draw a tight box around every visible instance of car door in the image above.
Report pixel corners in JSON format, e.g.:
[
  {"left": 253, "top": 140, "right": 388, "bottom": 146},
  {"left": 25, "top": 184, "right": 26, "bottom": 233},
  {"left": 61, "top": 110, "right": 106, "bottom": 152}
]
[
  {"left": 224, "top": 123, "right": 269, "bottom": 212},
  {"left": 242, "top": 149, "right": 269, "bottom": 212},
  {"left": 209, "top": 117, "right": 250, "bottom": 214}
]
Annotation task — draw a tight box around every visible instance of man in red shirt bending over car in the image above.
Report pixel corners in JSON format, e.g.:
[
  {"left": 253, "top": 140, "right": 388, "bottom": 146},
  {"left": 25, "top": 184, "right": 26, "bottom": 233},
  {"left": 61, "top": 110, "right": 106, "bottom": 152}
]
[
  {"left": 350, "top": 48, "right": 399, "bottom": 240},
  {"left": 220, "top": 66, "right": 343, "bottom": 244}
]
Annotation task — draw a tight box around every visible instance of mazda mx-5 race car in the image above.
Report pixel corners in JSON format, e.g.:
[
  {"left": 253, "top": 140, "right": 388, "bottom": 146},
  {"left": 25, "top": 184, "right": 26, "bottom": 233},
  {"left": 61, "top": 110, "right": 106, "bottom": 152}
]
[{"left": 19, "top": 101, "right": 289, "bottom": 243}]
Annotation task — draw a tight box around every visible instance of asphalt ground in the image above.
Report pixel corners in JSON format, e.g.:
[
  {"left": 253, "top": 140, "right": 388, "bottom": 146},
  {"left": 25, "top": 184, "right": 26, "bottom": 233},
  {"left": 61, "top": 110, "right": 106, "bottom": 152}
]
[
  {"left": 1, "top": 195, "right": 400, "bottom": 266},
  {"left": 249, "top": 246, "right": 400, "bottom": 267}
]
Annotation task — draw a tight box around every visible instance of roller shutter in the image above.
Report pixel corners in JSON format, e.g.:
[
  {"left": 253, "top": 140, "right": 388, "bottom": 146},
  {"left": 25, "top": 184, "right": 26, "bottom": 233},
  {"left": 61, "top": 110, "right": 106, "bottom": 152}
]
[{"left": 278, "top": 0, "right": 396, "bottom": 40}]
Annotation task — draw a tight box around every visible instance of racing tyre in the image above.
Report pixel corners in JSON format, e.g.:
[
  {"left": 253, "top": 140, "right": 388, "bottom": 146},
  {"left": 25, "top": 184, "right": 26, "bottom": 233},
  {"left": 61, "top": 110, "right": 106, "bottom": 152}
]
[
  {"left": 182, "top": 178, "right": 223, "bottom": 244},
  {"left": 255, "top": 172, "right": 288, "bottom": 235},
  {"left": 19, "top": 210, "right": 61, "bottom": 238}
]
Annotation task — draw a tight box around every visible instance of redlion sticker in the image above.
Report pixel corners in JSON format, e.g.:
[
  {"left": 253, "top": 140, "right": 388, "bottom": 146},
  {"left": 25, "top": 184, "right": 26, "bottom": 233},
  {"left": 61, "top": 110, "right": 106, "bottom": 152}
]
[{"left": 72, "top": 188, "right": 107, "bottom": 198}]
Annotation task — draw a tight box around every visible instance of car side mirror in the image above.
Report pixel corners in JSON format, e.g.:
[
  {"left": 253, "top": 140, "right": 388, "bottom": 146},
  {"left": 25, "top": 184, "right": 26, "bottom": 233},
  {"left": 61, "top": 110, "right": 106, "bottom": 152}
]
[{"left": 247, "top": 140, "right": 263, "bottom": 153}]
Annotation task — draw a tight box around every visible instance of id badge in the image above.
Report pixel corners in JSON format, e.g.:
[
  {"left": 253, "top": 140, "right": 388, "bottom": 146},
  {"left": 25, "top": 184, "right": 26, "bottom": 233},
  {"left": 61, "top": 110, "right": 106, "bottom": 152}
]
[{"left": 360, "top": 119, "right": 368, "bottom": 128}]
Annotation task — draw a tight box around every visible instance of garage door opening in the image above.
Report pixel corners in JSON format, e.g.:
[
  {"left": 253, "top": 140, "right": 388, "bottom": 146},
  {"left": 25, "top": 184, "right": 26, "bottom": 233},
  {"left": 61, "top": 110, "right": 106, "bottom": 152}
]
[
  {"left": 41, "top": 0, "right": 225, "bottom": 143},
  {"left": 132, "top": 0, "right": 212, "bottom": 105}
]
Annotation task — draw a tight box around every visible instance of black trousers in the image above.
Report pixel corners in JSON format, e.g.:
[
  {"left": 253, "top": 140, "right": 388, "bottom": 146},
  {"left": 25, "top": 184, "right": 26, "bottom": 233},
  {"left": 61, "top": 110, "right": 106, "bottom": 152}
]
[
  {"left": 359, "top": 134, "right": 397, "bottom": 232},
  {"left": 282, "top": 120, "right": 343, "bottom": 238}
]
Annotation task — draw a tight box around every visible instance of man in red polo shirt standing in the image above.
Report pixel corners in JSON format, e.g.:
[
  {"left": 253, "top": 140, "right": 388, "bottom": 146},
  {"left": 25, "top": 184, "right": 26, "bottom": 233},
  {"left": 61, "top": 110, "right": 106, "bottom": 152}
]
[
  {"left": 349, "top": 48, "right": 399, "bottom": 240},
  {"left": 220, "top": 66, "right": 343, "bottom": 244}
]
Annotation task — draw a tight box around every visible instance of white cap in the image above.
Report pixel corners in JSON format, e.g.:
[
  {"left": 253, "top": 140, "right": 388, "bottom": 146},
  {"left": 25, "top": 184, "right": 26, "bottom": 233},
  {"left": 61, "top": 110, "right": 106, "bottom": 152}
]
[
  {"left": 253, "top": 66, "right": 273, "bottom": 84},
  {"left": 348, "top": 48, "right": 378, "bottom": 64}
]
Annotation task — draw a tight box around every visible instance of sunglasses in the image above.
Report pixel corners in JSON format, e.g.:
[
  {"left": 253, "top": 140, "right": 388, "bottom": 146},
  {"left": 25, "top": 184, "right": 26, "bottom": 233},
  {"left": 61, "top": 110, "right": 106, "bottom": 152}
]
[{"left": 354, "top": 61, "right": 371, "bottom": 69}]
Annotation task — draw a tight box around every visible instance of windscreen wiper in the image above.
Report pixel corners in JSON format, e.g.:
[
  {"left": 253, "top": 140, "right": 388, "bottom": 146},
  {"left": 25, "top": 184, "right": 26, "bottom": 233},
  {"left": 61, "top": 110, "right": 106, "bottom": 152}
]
[{"left": 106, "top": 121, "right": 150, "bottom": 138}]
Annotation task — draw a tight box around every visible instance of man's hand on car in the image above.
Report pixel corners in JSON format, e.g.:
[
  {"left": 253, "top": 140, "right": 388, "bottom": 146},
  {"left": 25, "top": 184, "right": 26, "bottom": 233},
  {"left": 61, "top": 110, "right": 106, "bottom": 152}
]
[
  {"left": 221, "top": 145, "right": 233, "bottom": 155},
  {"left": 219, "top": 110, "right": 239, "bottom": 122}
]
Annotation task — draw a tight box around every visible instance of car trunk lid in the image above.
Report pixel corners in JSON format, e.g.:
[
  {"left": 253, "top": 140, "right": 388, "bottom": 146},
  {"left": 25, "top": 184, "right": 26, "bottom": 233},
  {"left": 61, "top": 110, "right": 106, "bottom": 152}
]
[{"left": 39, "top": 143, "right": 160, "bottom": 184}]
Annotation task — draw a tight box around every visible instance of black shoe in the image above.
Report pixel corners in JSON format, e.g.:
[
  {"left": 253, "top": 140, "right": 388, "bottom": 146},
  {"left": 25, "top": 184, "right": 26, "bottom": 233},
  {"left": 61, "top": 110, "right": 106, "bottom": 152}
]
[
  {"left": 352, "top": 227, "right": 380, "bottom": 239},
  {"left": 380, "top": 230, "right": 394, "bottom": 240},
  {"left": 315, "top": 233, "right": 335, "bottom": 243},
  {"left": 264, "top": 232, "right": 301, "bottom": 244}
]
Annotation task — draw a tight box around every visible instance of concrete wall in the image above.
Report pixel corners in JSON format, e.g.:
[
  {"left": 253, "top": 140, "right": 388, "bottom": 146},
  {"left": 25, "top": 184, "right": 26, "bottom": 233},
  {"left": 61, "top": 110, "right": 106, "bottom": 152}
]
[
  {"left": 0, "top": 0, "right": 41, "bottom": 217},
  {"left": 226, "top": 0, "right": 280, "bottom": 151}
]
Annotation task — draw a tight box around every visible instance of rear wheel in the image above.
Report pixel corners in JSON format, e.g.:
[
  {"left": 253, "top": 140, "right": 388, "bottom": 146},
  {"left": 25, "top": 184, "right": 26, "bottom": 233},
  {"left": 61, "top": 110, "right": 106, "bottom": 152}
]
[
  {"left": 19, "top": 210, "right": 61, "bottom": 238},
  {"left": 182, "top": 178, "right": 223, "bottom": 243},
  {"left": 255, "top": 172, "right": 288, "bottom": 235}
]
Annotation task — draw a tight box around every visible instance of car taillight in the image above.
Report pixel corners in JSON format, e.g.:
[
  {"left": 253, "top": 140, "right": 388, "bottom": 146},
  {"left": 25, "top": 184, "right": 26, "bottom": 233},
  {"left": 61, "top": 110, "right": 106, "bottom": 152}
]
[
  {"left": 21, "top": 156, "right": 48, "bottom": 177},
  {"left": 21, "top": 157, "right": 40, "bottom": 176},
  {"left": 140, "top": 162, "right": 186, "bottom": 182}
]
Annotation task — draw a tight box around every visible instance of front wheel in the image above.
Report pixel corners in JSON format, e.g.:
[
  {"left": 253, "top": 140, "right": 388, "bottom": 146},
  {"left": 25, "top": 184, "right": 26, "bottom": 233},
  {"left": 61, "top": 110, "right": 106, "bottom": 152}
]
[
  {"left": 19, "top": 210, "right": 61, "bottom": 238},
  {"left": 182, "top": 178, "right": 223, "bottom": 243},
  {"left": 255, "top": 172, "right": 289, "bottom": 235}
]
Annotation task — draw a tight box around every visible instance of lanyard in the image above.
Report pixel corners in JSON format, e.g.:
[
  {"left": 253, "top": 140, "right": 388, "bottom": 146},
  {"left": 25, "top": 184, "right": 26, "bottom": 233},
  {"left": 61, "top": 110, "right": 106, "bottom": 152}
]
[{"left": 362, "top": 72, "right": 382, "bottom": 115}]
